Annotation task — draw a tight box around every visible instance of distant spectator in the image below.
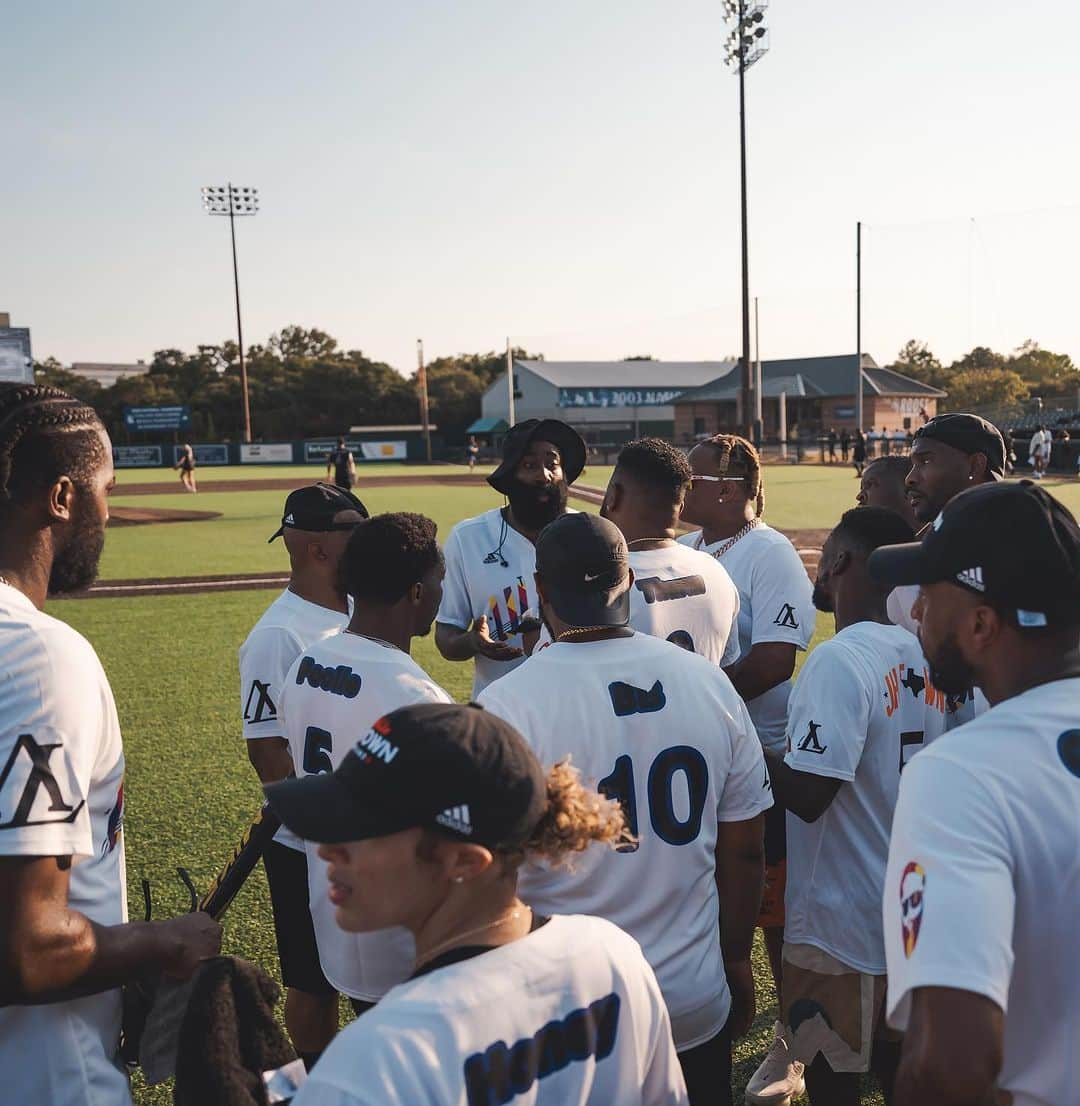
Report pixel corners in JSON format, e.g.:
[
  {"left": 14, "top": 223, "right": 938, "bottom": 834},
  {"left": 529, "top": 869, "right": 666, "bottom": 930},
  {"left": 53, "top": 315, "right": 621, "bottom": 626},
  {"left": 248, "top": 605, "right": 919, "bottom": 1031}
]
[
  {"left": 853, "top": 429, "right": 867, "bottom": 477},
  {"left": 327, "top": 437, "right": 356, "bottom": 490},
  {"left": 1003, "top": 428, "right": 1016, "bottom": 475},
  {"left": 880, "top": 426, "right": 890, "bottom": 456},
  {"left": 1028, "top": 424, "right": 1050, "bottom": 480},
  {"left": 827, "top": 428, "right": 837, "bottom": 463},
  {"left": 840, "top": 429, "right": 851, "bottom": 462},
  {"left": 175, "top": 442, "right": 197, "bottom": 493},
  {"left": 466, "top": 435, "right": 479, "bottom": 472}
]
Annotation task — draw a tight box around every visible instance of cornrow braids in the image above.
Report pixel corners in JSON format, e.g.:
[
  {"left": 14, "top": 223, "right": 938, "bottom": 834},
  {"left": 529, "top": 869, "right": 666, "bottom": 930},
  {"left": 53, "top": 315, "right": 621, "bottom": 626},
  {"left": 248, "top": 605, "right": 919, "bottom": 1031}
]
[
  {"left": 702, "top": 434, "right": 765, "bottom": 517},
  {"left": 0, "top": 384, "right": 106, "bottom": 508}
]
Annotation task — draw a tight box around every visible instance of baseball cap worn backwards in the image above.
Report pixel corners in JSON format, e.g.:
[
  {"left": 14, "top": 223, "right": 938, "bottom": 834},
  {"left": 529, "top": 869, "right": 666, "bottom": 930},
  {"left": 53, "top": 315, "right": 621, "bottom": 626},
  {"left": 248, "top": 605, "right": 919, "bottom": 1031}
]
[
  {"left": 488, "top": 418, "right": 587, "bottom": 496},
  {"left": 265, "top": 702, "right": 548, "bottom": 848},
  {"left": 268, "top": 483, "right": 369, "bottom": 541},
  {"left": 912, "top": 413, "right": 1006, "bottom": 479},
  {"left": 535, "top": 513, "right": 631, "bottom": 629},
  {"left": 868, "top": 481, "right": 1080, "bottom": 628}
]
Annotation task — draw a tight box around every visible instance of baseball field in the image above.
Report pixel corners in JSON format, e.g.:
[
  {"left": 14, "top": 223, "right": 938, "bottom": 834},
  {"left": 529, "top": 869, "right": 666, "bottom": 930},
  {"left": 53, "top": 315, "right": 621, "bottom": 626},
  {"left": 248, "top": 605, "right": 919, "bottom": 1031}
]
[{"left": 49, "top": 462, "right": 1080, "bottom": 1105}]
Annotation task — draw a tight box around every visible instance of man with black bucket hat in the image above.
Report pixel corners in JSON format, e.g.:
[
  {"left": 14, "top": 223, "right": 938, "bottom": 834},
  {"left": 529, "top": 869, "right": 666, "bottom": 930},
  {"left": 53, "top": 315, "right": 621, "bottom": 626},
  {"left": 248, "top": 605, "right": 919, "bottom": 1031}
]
[
  {"left": 478, "top": 513, "right": 773, "bottom": 1106},
  {"left": 266, "top": 702, "right": 690, "bottom": 1105},
  {"left": 239, "top": 482, "right": 368, "bottom": 1069},
  {"left": 435, "top": 418, "right": 586, "bottom": 695},
  {"left": 869, "top": 481, "right": 1080, "bottom": 1106}
]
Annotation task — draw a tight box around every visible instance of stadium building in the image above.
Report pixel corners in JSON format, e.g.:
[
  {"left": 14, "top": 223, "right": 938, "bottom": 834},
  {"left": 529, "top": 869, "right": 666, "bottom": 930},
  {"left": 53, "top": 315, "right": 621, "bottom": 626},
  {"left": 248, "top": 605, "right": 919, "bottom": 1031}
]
[{"left": 482, "top": 354, "right": 944, "bottom": 445}]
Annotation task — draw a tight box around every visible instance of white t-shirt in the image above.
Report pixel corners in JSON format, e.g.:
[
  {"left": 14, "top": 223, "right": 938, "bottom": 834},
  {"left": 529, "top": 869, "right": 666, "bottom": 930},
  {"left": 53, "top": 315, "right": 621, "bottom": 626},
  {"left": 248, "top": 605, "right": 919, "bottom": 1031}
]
[
  {"left": 884, "top": 678, "right": 1080, "bottom": 1106},
  {"left": 0, "top": 582, "right": 130, "bottom": 1106},
  {"left": 239, "top": 588, "right": 350, "bottom": 850},
  {"left": 437, "top": 507, "right": 555, "bottom": 696},
  {"left": 532, "top": 544, "right": 741, "bottom": 667},
  {"left": 783, "top": 621, "right": 948, "bottom": 974},
  {"left": 478, "top": 633, "right": 772, "bottom": 1050},
  {"left": 679, "top": 524, "right": 815, "bottom": 751},
  {"left": 278, "top": 633, "right": 452, "bottom": 1000},
  {"left": 293, "top": 914, "right": 688, "bottom": 1106}
]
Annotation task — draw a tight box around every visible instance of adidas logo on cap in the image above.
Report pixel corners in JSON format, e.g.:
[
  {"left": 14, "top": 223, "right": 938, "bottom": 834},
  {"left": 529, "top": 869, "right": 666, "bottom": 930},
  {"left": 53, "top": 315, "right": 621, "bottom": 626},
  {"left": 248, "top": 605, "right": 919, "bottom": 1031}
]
[
  {"left": 284, "top": 513, "right": 295, "bottom": 524},
  {"left": 435, "top": 804, "right": 473, "bottom": 835},
  {"left": 956, "top": 566, "right": 985, "bottom": 592}
]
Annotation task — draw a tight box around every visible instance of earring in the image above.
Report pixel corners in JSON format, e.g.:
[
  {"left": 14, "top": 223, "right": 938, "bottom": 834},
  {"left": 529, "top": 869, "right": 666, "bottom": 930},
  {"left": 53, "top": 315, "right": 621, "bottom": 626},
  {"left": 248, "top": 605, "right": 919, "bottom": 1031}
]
[
  {"left": 453, "top": 876, "right": 464, "bottom": 884},
  {"left": 717, "top": 497, "right": 724, "bottom": 504},
  {"left": 968, "top": 475, "right": 973, "bottom": 481}
]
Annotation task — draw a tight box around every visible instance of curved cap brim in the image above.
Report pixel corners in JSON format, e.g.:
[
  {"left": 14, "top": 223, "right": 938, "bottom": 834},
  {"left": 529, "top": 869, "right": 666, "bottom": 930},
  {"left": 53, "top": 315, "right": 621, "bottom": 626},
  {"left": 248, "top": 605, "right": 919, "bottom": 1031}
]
[{"left": 867, "top": 541, "right": 935, "bottom": 589}]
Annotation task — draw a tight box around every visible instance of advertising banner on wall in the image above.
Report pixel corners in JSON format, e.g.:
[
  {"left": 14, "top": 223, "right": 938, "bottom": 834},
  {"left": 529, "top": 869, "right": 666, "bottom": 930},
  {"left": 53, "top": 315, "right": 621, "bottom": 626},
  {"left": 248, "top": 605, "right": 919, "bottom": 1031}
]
[
  {"left": 358, "top": 441, "right": 406, "bottom": 460},
  {"left": 174, "top": 443, "right": 229, "bottom": 466},
  {"left": 557, "top": 387, "right": 684, "bottom": 409},
  {"left": 240, "top": 443, "right": 294, "bottom": 464},
  {"left": 0, "top": 328, "right": 33, "bottom": 383},
  {"left": 303, "top": 440, "right": 361, "bottom": 463},
  {"left": 113, "top": 445, "right": 163, "bottom": 467}
]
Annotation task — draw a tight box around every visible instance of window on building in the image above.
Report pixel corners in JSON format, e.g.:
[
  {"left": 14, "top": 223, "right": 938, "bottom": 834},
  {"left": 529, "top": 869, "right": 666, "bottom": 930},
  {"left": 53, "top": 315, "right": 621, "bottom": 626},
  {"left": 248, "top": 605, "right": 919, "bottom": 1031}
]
[
  {"left": 903, "top": 417, "right": 911, "bottom": 429},
  {"left": 693, "top": 416, "right": 706, "bottom": 436}
]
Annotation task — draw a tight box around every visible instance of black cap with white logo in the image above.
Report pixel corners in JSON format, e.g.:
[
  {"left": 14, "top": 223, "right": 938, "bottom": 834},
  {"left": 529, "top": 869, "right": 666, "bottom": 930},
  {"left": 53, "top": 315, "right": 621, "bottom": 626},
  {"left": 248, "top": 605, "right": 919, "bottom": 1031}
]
[
  {"left": 869, "top": 480, "right": 1080, "bottom": 628},
  {"left": 264, "top": 703, "right": 547, "bottom": 847},
  {"left": 268, "top": 483, "right": 369, "bottom": 542},
  {"left": 535, "top": 513, "right": 632, "bottom": 628}
]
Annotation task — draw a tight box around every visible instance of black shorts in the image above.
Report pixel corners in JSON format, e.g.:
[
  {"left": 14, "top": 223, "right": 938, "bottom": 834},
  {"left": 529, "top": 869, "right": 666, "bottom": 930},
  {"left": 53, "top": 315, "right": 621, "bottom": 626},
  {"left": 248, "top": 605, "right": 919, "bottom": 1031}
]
[
  {"left": 262, "top": 840, "right": 334, "bottom": 996},
  {"left": 678, "top": 1021, "right": 732, "bottom": 1106}
]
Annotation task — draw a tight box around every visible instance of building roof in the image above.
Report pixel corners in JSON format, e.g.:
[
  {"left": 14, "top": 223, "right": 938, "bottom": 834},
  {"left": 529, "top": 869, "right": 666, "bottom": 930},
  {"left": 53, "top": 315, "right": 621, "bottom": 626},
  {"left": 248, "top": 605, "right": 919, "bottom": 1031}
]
[
  {"left": 674, "top": 354, "right": 946, "bottom": 404},
  {"left": 69, "top": 362, "right": 149, "bottom": 386},
  {"left": 515, "top": 359, "right": 734, "bottom": 389},
  {"left": 467, "top": 417, "right": 509, "bottom": 433}
]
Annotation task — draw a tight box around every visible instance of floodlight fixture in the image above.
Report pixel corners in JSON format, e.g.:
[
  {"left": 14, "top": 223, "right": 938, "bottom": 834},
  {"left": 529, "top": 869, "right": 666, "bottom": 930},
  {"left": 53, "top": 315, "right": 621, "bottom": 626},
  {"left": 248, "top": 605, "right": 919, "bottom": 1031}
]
[{"left": 201, "top": 182, "right": 260, "bottom": 442}]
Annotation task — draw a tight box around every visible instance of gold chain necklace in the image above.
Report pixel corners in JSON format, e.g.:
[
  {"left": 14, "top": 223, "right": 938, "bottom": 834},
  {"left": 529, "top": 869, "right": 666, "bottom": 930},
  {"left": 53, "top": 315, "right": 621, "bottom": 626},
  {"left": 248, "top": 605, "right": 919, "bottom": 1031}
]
[
  {"left": 556, "top": 625, "right": 622, "bottom": 641},
  {"left": 417, "top": 905, "right": 528, "bottom": 966},
  {"left": 696, "top": 518, "right": 759, "bottom": 559}
]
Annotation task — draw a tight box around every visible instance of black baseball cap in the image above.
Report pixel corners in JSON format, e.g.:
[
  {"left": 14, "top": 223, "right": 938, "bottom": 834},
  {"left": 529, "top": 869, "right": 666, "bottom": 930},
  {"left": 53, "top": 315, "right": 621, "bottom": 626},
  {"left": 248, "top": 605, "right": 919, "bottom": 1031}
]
[
  {"left": 268, "top": 483, "right": 369, "bottom": 542},
  {"left": 869, "top": 481, "right": 1080, "bottom": 628},
  {"left": 264, "top": 703, "right": 547, "bottom": 847},
  {"left": 488, "top": 419, "right": 587, "bottom": 496},
  {"left": 535, "top": 513, "right": 631, "bottom": 628},
  {"left": 912, "top": 414, "right": 1006, "bottom": 480}
]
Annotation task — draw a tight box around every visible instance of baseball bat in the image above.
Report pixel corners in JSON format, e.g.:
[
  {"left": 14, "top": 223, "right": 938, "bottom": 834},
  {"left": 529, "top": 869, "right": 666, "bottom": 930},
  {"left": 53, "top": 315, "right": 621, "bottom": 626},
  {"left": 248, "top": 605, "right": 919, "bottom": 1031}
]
[{"left": 197, "top": 800, "right": 281, "bottom": 919}]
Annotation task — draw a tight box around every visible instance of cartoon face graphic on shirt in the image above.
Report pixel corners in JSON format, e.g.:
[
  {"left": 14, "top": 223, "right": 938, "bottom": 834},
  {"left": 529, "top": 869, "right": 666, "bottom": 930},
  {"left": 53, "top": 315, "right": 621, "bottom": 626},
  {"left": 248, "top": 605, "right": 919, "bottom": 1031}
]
[{"left": 900, "top": 861, "right": 926, "bottom": 958}]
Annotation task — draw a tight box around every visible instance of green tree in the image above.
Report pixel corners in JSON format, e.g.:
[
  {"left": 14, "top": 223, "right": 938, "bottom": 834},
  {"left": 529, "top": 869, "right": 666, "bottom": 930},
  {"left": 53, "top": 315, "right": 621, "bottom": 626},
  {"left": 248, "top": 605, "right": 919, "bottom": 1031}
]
[
  {"left": 1007, "top": 340, "right": 1077, "bottom": 397},
  {"left": 889, "top": 340, "right": 945, "bottom": 387},
  {"left": 423, "top": 348, "right": 539, "bottom": 440},
  {"left": 944, "top": 368, "right": 1028, "bottom": 411},
  {"left": 33, "top": 358, "right": 102, "bottom": 402}
]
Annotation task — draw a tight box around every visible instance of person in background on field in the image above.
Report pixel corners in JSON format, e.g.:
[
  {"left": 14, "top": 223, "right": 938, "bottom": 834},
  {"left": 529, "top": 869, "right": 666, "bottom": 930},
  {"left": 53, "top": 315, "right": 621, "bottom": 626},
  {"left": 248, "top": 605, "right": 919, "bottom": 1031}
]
[
  {"left": 678, "top": 434, "right": 814, "bottom": 1102},
  {"left": 827, "top": 428, "right": 837, "bottom": 463},
  {"left": 327, "top": 437, "right": 356, "bottom": 491},
  {"left": 466, "top": 435, "right": 479, "bottom": 471},
  {"left": 0, "top": 384, "right": 221, "bottom": 1106},
  {"left": 479, "top": 514, "right": 771, "bottom": 1106},
  {"left": 880, "top": 427, "right": 890, "bottom": 456},
  {"left": 852, "top": 429, "right": 867, "bottom": 476},
  {"left": 175, "top": 442, "right": 197, "bottom": 493},
  {"left": 239, "top": 483, "right": 368, "bottom": 1070},
  {"left": 869, "top": 481, "right": 1080, "bottom": 1106},
  {"left": 268, "top": 702, "right": 690, "bottom": 1106},
  {"left": 762, "top": 507, "right": 946, "bottom": 1106},
  {"left": 857, "top": 454, "right": 917, "bottom": 529},
  {"left": 840, "top": 429, "right": 851, "bottom": 463},
  {"left": 435, "top": 418, "right": 585, "bottom": 696}
]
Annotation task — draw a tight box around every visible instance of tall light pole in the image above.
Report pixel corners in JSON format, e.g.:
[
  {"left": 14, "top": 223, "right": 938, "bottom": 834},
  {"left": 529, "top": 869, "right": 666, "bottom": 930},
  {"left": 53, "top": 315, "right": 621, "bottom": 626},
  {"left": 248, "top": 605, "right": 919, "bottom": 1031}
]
[
  {"left": 416, "top": 339, "right": 433, "bottom": 463},
  {"left": 722, "top": 1, "right": 769, "bottom": 439},
  {"left": 201, "top": 184, "right": 259, "bottom": 443}
]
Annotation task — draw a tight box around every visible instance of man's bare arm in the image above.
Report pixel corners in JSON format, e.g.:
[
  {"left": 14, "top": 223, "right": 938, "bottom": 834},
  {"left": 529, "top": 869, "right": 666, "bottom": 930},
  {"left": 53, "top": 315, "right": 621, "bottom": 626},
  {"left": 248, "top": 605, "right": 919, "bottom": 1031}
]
[
  {"left": 725, "top": 642, "right": 797, "bottom": 703},
  {"left": 247, "top": 735, "right": 295, "bottom": 785}
]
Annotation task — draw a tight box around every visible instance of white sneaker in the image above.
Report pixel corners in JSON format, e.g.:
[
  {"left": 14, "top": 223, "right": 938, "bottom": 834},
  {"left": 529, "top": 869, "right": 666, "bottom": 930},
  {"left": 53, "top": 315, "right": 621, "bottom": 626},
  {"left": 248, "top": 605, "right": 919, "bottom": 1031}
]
[{"left": 744, "top": 1022, "right": 806, "bottom": 1106}]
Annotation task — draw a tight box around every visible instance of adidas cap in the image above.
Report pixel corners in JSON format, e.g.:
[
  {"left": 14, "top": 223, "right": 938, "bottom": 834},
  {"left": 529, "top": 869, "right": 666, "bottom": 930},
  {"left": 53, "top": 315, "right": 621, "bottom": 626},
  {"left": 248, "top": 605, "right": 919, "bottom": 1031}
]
[
  {"left": 265, "top": 703, "right": 548, "bottom": 848},
  {"left": 268, "top": 482, "right": 369, "bottom": 541}
]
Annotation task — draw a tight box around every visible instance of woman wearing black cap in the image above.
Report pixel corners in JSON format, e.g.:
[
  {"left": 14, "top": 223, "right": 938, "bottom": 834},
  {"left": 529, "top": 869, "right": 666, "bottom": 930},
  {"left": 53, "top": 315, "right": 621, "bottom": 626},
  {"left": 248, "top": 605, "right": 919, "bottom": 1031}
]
[{"left": 268, "top": 702, "right": 688, "bottom": 1105}]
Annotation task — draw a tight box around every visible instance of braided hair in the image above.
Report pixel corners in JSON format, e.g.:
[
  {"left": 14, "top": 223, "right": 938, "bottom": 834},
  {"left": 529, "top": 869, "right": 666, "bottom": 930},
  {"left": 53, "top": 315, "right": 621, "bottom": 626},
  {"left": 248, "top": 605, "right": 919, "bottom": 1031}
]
[
  {"left": 0, "top": 384, "right": 107, "bottom": 512},
  {"left": 699, "top": 434, "right": 765, "bottom": 517}
]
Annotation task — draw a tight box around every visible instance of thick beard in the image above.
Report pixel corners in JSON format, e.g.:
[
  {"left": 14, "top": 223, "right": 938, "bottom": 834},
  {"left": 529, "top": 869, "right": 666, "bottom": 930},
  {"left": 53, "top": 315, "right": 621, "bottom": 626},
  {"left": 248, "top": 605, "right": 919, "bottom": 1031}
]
[
  {"left": 507, "top": 478, "right": 569, "bottom": 532},
  {"left": 812, "top": 581, "right": 833, "bottom": 613},
  {"left": 921, "top": 629, "right": 976, "bottom": 697},
  {"left": 48, "top": 508, "right": 106, "bottom": 595}
]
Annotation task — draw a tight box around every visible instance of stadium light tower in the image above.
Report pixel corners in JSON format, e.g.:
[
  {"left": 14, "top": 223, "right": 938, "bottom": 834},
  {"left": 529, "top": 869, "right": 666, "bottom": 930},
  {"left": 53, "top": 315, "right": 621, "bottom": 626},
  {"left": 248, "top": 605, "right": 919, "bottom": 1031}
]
[
  {"left": 722, "top": 1, "right": 769, "bottom": 440},
  {"left": 201, "top": 183, "right": 259, "bottom": 443}
]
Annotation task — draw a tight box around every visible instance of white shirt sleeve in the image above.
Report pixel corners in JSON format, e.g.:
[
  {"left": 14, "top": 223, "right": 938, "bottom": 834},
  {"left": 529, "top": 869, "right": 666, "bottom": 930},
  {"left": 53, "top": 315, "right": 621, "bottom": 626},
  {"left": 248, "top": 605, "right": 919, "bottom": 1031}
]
[
  {"left": 0, "top": 634, "right": 96, "bottom": 860},
  {"left": 720, "top": 586, "right": 742, "bottom": 668},
  {"left": 436, "top": 526, "right": 474, "bottom": 631},
  {"left": 239, "top": 625, "right": 304, "bottom": 740},
  {"left": 783, "top": 643, "right": 872, "bottom": 782},
  {"left": 883, "top": 752, "right": 1015, "bottom": 1031},
  {"left": 749, "top": 541, "right": 815, "bottom": 650},
  {"left": 716, "top": 694, "right": 773, "bottom": 822}
]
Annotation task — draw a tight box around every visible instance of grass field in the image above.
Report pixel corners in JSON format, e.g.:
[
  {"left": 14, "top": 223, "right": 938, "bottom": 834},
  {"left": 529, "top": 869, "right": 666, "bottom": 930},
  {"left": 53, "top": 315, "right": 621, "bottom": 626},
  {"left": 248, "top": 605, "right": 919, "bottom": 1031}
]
[{"left": 45, "top": 465, "right": 1080, "bottom": 1104}]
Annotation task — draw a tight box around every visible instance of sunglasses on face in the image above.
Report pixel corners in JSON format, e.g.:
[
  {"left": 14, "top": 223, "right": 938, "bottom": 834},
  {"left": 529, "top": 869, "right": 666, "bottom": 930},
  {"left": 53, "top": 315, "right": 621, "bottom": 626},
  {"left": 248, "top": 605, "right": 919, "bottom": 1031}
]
[{"left": 689, "top": 474, "right": 747, "bottom": 490}]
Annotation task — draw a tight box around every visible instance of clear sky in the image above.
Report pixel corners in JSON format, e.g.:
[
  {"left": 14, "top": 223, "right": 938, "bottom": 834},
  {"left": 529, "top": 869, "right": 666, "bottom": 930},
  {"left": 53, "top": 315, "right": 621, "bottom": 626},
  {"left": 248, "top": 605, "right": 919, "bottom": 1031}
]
[{"left": 5, "top": 0, "right": 1080, "bottom": 374}]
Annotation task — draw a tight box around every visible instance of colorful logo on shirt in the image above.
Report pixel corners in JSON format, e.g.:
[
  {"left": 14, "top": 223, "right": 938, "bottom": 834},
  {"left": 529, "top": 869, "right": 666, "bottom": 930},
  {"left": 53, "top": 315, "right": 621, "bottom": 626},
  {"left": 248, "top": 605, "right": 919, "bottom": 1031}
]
[
  {"left": 103, "top": 781, "right": 124, "bottom": 855},
  {"left": 773, "top": 603, "right": 800, "bottom": 629},
  {"left": 486, "top": 577, "right": 530, "bottom": 641},
  {"left": 900, "top": 861, "right": 926, "bottom": 958},
  {"left": 884, "top": 663, "right": 946, "bottom": 717}
]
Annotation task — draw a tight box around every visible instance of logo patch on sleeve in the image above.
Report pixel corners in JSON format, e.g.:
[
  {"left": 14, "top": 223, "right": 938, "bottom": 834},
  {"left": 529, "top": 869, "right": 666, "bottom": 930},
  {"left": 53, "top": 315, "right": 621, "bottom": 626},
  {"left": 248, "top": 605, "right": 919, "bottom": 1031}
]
[
  {"left": 900, "top": 861, "right": 926, "bottom": 958},
  {"left": 0, "top": 734, "right": 86, "bottom": 830}
]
